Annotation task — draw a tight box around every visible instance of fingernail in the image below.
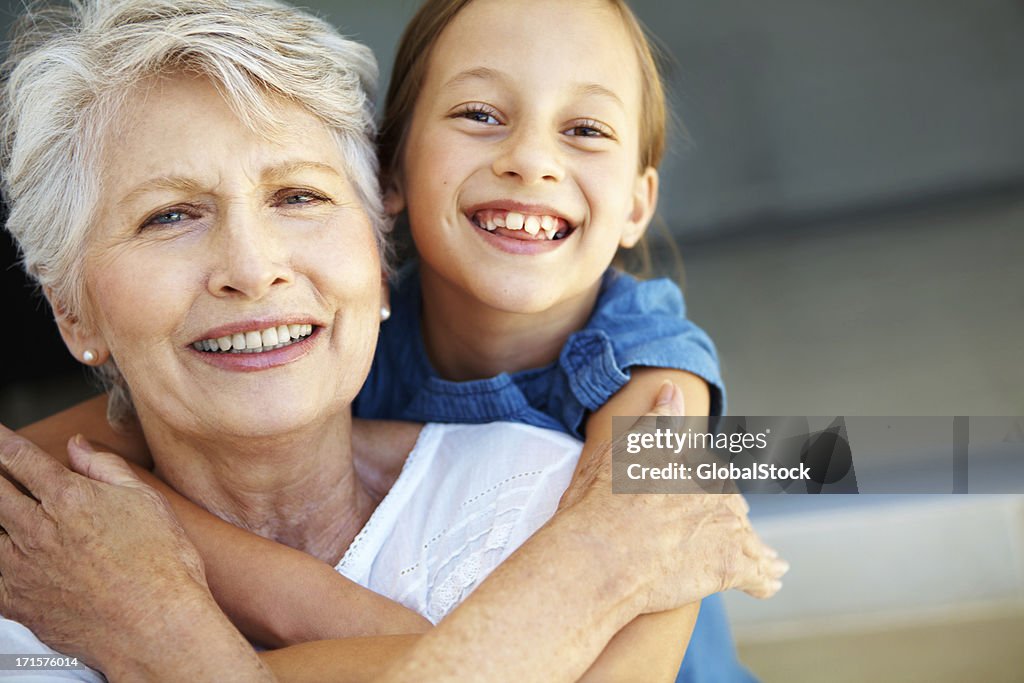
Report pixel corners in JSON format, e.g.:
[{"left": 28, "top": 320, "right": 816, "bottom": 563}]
[
  {"left": 776, "top": 560, "right": 790, "bottom": 574},
  {"left": 655, "top": 381, "right": 674, "bottom": 406},
  {"left": 70, "top": 434, "right": 96, "bottom": 453},
  {"left": 766, "top": 547, "right": 779, "bottom": 559},
  {"left": 772, "top": 580, "right": 783, "bottom": 591}
]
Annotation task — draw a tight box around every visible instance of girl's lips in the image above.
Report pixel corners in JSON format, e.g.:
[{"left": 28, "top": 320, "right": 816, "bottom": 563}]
[
  {"left": 470, "top": 218, "right": 574, "bottom": 255},
  {"left": 190, "top": 325, "right": 320, "bottom": 372}
]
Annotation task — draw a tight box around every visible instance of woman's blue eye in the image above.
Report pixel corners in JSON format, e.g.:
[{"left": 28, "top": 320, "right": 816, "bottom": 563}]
[
  {"left": 285, "top": 193, "right": 316, "bottom": 204},
  {"left": 147, "top": 211, "right": 187, "bottom": 226}
]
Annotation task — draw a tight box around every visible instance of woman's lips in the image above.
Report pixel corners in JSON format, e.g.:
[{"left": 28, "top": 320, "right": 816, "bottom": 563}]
[{"left": 189, "top": 325, "right": 320, "bottom": 372}]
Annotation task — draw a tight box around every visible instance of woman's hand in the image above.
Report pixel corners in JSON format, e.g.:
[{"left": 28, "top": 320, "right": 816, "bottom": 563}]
[
  {"left": 0, "top": 426, "right": 273, "bottom": 682},
  {"left": 557, "top": 382, "right": 787, "bottom": 615}
]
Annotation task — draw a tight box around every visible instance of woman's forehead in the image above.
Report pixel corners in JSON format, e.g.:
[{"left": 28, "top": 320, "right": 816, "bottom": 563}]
[{"left": 103, "top": 73, "right": 349, "bottom": 189}]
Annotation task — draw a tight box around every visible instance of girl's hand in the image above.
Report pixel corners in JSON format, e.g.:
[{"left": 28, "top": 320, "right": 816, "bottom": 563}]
[
  {"left": 557, "top": 382, "right": 788, "bottom": 614},
  {"left": 0, "top": 427, "right": 271, "bottom": 682}
]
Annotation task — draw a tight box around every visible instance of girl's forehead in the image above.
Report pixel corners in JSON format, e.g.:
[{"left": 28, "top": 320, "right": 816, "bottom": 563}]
[{"left": 425, "top": 0, "right": 642, "bottom": 104}]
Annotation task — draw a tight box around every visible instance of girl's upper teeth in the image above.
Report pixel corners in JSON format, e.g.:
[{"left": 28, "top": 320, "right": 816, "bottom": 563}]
[
  {"left": 474, "top": 209, "right": 565, "bottom": 240},
  {"left": 193, "top": 324, "right": 313, "bottom": 353}
]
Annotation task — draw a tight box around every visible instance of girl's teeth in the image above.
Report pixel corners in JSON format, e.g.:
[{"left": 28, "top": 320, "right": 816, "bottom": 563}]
[
  {"left": 505, "top": 212, "right": 524, "bottom": 230},
  {"left": 473, "top": 210, "right": 568, "bottom": 240},
  {"left": 194, "top": 325, "right": 314, "bottom": 354}
]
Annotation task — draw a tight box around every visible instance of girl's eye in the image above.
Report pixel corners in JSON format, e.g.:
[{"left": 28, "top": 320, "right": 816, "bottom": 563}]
[
  {"left": 453, "top": 105, "right": 502, "bottom": 126},
  {"left": 565, "top": 120, "right": 614, "bottom": 139}
]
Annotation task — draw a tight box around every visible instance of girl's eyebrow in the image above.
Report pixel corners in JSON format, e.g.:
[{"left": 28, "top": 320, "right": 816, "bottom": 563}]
[
  {"left": 443, "top": 66, "right": 503, "bottom": 90},
  {"left": 443, "top": 66, "right": 625, "bottom": 112}
]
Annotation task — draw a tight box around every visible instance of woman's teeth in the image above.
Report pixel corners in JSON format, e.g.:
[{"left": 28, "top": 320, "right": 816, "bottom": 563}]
[
  {"left": 192, "top": 324, "right": 313, "bottom": 353},
  {"left": 473, "top": 210, "right": 568, "bottom": 240}
]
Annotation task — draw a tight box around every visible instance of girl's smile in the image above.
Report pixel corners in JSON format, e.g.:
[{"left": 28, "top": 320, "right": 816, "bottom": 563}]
[{"left": 396, "top": 0, "right": 658, "bottom": 316}]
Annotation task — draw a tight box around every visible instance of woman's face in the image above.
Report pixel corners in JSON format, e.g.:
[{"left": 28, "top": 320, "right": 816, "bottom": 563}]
[{"left": 74, "top": 73, "right": 382, "bottom": 439}]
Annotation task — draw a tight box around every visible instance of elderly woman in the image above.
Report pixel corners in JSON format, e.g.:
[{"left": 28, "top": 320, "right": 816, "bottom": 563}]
[{"left": 0, "top": 0, "right": 781, "bottom": 680}]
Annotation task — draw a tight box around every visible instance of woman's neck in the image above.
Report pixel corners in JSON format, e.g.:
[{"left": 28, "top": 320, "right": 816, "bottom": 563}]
[
  {"left": 418, "top": 265, "right": 601, "bottom": 381},
  {"left": 139, "top": 408, "right": 374, "bottom": 564}
]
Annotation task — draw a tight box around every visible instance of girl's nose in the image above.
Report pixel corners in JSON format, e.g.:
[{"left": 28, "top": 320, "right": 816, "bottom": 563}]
[
  {"left": 491, "top": 124, "right": 565, "bottom": 185},
  {"left": 207, "top": 207, "right": 293, "bottom": 300}
]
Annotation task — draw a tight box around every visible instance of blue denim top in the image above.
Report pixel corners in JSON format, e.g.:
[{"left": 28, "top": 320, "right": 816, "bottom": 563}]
[
  {"left": 354, "top": 263, "right": 725, "bottom": 431},
  {"left": 353, "top": 263, "right": 755, "bottom": 682}
]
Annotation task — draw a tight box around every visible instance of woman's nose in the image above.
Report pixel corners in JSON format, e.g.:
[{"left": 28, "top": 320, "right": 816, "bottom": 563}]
[
  {"left": 491, "top": 124, "right": 565, "bottom": 185},
  {"left": 207, "top": 209, "right": 293, "bottom": 300}
]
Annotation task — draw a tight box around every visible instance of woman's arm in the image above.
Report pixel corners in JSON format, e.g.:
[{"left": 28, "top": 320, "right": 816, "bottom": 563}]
[
  {"left": 0, "top": 384, "right": 782, "bottom": 682},
  {"left": 17, "top": 401, "right": 431, "bottom": 647}
]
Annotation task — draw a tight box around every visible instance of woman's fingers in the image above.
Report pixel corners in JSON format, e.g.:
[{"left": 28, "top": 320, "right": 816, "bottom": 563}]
[
  {"left": 733, "top": 531, "right": 788, "bottom": 599},
  {"left": 0, "top": 426, "right": 72, "bottom": 500},
  {"left": 624, "top": 380, "right": 687, "bottom": 436},
  {"left": 67, "top": 435, "right": 143, "bottom": 488}
]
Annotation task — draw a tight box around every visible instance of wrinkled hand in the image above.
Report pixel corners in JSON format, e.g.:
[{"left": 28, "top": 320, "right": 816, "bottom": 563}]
[
  {"left": 557, "top": 382, "right": 787, "bottom": 614},
  {"left": 0, "top": 427, "right": 211, "bottom": 673}
]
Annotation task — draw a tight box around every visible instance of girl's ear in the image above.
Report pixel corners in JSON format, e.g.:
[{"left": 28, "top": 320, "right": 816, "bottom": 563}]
[
  {"left": 382, "top": 176, "right": 407, "bottom": 216},
  {"left": 45, "top": 287, "right": 109, "bottom": 366},
  {"left": 620, "top": 166, "right": 659, "bottom": 249}
]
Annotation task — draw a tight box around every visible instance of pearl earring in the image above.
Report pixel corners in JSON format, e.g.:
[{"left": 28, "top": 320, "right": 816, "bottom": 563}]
[
  {"left": 82, "top": 349, "right": 97, "bottom": 364},
  {"left": 380, "top": 306, "right": 391, "bottom": 322}
]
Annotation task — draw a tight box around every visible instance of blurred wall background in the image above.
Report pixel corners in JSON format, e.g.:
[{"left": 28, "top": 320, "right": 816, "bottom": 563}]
[{"left": 2, "top": 1, "right": 1022, "bottom": 681}]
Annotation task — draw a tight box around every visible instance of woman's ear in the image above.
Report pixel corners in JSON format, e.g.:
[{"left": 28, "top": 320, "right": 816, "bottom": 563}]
[
  {"left": 620, "top": 167, "right": 659, "bottom": 249},
  {"left": 379, "top": 273, "right": 392, "bottom": 322},
  {"left": 45, "top": 287, "right": 109, "bottom": 366}
]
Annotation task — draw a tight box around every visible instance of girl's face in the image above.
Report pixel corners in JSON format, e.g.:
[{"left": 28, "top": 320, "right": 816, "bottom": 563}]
[{"left": 396, "top": 0, "right": 658, "bottom": 315}]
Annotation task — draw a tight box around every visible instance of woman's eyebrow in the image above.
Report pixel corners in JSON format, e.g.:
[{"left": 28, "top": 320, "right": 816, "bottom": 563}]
[
  {"left": 262, "top": 160, "right": 343, "bottom": 183},
  {"left": 118, "top": 175, "right": 206, "bottom": 208}
]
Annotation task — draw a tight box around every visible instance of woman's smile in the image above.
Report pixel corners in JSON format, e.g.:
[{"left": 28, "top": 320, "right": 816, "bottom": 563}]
[{"left": 80, "top": 72, "right": 382, "bottom": 437}]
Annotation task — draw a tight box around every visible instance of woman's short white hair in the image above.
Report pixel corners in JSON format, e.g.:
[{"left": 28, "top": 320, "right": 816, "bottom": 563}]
[{"left": 1, "top": 0, "right": 389, "bottom": 425}]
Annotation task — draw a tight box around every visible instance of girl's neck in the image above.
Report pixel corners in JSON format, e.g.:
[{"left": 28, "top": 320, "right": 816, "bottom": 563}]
[
  {"left": 418, "top": 265, "right": 602, "bottom": 381},
  {"left": 141, "top": 408, "right": 375, "bottom": 564}
]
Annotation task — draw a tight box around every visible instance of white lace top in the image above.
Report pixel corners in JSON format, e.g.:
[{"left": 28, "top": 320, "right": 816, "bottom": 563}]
[{"left": 335, "top": 422, "right": 582, "bottom": 623}]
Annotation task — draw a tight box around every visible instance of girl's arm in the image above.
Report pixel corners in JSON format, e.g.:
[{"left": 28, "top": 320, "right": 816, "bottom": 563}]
[
  {"left": 1, "top": 383, "right": 779, "bottom": 682},
  {"left": 571, "top": 368, "right": 711, "bottom": 681},
  {"left": 261, "top": 377, "right": 729, "bottom": 683},
  {"left": 18, "top": 396, "right": 431, "bottom": 647}
]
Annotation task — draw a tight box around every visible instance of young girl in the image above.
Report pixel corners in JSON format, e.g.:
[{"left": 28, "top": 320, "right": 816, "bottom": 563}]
[{"left": 23, "top": 0, "right": 759, "bottom": 679}]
